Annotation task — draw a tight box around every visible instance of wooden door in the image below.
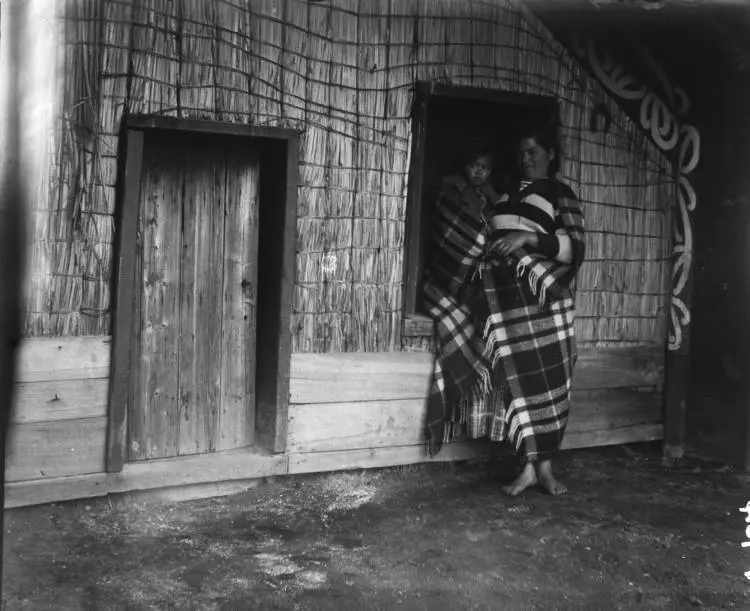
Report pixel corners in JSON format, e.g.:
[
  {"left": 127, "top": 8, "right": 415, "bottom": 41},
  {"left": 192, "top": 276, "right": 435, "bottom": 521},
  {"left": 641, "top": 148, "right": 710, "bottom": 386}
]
[{"left": 128, "top": 132, "right": 259, "bottom": 460}]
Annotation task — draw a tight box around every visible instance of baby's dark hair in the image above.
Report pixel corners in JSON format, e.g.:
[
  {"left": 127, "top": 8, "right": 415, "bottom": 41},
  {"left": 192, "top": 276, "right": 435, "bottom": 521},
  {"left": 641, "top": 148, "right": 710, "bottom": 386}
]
[
  {"left": 465, "top": 148, "right": 495, "bottom": 168},
  {"left": 517, "top": 123, "right": 562, "bottom": 176}
]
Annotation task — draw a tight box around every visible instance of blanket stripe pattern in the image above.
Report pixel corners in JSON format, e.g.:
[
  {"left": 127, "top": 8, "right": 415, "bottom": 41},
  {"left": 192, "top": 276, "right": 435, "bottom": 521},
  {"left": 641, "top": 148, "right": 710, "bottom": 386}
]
[{"left": 423, "top": 176, "right": 585, "bottom": 461}]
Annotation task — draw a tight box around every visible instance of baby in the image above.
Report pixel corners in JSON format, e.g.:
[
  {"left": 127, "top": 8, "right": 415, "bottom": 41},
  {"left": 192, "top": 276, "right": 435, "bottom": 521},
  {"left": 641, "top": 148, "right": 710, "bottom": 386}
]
[{"left": 441, "top": 149, "right": 504, "bottom": 215}]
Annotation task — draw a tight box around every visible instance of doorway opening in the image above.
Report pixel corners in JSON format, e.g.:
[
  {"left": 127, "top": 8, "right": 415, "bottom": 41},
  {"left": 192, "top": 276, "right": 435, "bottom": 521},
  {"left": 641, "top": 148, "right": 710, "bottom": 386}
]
[
  {"left": 404, "top": 83, "right": 560, "bottom": 317},
  {"left": 107, "top": 117, "right": 298, "bottom": 472}
]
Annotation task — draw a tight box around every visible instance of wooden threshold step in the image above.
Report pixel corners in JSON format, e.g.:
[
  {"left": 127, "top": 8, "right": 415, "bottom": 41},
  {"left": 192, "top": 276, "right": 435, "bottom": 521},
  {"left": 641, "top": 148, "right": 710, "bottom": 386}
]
[{"left": 5, "top": 449, "right": 287, "bottom": 509}]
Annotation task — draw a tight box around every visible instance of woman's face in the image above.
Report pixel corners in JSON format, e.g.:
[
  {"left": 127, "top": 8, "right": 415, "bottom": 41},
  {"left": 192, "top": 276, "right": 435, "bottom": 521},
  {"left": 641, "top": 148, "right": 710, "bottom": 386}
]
[{"left": 518, "top": 137, "right": 554, "bottom": 180}]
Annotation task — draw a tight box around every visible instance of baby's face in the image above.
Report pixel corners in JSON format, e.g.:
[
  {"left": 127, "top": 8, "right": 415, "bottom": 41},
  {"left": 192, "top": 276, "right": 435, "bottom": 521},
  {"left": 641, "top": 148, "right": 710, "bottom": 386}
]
[{"left": 465, "top": 156, "right": 492, "bottom": 187}]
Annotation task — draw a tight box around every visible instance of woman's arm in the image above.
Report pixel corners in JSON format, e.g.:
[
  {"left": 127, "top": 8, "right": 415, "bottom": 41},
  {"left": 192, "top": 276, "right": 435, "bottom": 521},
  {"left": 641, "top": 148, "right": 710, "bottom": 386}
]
[
  {"left": 554, "top": 231, "right": 573, "bottom": 264},
  {"left": 532, "top": 231, "right": 573, "bottom": 264},
  {"left": 553, "top": 181, "right": 584, "bottom": 267},
  {"left": 494, "top": 230, "right": 572, "bottom": 264}
]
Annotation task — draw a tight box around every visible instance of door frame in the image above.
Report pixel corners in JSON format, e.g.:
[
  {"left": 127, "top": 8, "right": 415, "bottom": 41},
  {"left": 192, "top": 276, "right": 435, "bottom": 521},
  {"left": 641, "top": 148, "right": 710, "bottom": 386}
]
[{"left": 106, "top": 115, "right": 299, "bottom": 473}]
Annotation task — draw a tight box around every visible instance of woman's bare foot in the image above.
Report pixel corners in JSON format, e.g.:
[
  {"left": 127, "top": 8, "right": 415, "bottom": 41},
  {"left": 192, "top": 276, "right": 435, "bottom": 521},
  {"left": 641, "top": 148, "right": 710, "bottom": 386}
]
[
  {"left": 537, "top": 459, "right": 567, "bottom": 495},
  {"left": 502, "top": 461, "right": 537, "bottom": 496}
]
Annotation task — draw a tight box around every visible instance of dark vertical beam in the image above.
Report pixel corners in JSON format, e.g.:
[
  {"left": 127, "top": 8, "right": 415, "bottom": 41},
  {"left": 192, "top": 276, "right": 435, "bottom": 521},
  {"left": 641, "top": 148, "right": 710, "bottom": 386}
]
[
  {"left": 742, "top": 109, "right": 750, "bottom": 471},
  {"left": 663, "top": 333, "right": 692, "bottom": 461},
  {"left": 403, "top": 82, "right": 430, "bottom": 316},
  {"left": 718, "top": 79, "right": 750, "bottom": 472},
  {"left": 745, "top": 196, "right": 750, "bottom": 470},
  {"left": 272, "top": 136, "right": 299, "bottom": 453},
  {"left": 663, "top": 179, "right": 694, "bottom": 463},
  {"left": 106, "top": 128, "right": 144, "bottom": 473},
  {"left": 0, "top": 0, "right": 27, "bottom": 595},
  {"left": 254, "top": 136, "right": 299, "bottom": 454}
]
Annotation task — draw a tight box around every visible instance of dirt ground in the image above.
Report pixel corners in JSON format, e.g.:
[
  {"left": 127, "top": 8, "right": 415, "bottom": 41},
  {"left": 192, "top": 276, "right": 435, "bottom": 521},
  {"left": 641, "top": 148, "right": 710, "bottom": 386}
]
[{"left": 2, "top": 441, "right": 749, "bottom": 611}]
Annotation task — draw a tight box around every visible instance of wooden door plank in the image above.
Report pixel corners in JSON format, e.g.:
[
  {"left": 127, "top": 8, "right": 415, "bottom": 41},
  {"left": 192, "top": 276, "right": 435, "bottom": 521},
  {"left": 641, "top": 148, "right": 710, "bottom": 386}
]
[
  {"left": 179, "top": 140, "right": 224, "bottom": 455},
  {"left": 125, "top": 134, "right": 146, "bottom": 463},
  {"left": 219, "top": 148, "right": 260, "bottom": 450},
  {"left": 178, "top": 135, "right": 199, "bottom": 456},
  {"left": 200, "top": 147, "right": 226, "bottom": 454},
  {"left": 131, "top": 137, "right": 184, "bottom": 460}
]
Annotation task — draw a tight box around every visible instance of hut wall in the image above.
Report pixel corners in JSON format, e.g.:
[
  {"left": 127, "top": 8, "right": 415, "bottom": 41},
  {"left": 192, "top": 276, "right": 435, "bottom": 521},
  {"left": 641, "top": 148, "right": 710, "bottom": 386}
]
[
  {"left": 3, "top": 0, "right": 675, "bottom": 507},
  {"left": 21, "top": 0, "right": 673, "bottom": 348}
]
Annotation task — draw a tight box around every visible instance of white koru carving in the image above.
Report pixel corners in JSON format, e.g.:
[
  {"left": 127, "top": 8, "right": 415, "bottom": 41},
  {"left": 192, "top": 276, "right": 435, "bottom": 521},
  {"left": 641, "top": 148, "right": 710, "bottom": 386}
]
[{"left": 575, "top": 38, "right": 701, "bottom": 351}]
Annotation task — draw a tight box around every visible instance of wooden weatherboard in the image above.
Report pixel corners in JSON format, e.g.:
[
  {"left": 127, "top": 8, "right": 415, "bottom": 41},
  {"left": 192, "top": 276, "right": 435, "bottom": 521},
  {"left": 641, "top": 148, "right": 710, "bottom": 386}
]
[
  {"left": 106, "top": 116, "right": 299, "bottom": 472},
  {"left": 6, "top": 336, "right": 665, "bottom": 508}
]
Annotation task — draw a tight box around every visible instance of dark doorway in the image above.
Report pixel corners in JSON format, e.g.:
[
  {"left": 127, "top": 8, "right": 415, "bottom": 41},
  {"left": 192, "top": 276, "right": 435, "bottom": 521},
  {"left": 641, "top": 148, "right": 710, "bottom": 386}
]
[{"left": 404, "top": 84, "right": 559, "bottom": 316}]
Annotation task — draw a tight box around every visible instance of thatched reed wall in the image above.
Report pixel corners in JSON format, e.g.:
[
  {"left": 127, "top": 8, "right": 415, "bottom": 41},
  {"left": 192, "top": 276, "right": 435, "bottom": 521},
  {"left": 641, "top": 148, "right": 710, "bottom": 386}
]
[{"left": 18, "top": 0, "right": 673, "bottom": 352}]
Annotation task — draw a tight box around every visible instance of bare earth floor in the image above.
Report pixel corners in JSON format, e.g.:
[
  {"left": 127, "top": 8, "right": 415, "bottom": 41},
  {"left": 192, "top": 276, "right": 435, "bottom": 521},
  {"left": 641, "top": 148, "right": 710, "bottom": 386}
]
[{"left": 3, "top": 442, "right": 750, "bottom": 610}]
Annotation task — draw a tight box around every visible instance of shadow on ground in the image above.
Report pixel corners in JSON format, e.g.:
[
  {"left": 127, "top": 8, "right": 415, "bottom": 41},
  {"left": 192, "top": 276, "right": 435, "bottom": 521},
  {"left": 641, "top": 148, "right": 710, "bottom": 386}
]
[{"left": 3, "top": 442, "right": 749, "bottom": 610}]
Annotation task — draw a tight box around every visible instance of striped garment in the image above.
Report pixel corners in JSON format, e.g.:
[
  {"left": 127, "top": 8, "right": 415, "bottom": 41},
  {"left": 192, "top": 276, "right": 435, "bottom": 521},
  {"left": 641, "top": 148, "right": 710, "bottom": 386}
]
[
  {"left": 486, "top": 178, "right": 573, "bottom": 266},
  {"left": 488, "top": 178, "right": 561, "bottom": 232},
  {"left": 423, "top": 176, "right": 585, "bottom": 462}
]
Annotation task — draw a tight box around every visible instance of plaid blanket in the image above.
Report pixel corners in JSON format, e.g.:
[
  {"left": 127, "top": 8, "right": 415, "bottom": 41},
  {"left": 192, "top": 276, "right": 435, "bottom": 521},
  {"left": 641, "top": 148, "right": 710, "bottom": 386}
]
[{"left": 423, "top": 177, "right": 585, "bottom": 460}]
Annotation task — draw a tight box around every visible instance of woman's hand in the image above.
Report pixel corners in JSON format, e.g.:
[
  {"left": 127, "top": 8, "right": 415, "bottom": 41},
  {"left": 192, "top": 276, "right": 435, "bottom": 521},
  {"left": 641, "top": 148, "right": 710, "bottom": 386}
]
[{"left": 493, "top": 231, "right": 535, "bottom": 257}]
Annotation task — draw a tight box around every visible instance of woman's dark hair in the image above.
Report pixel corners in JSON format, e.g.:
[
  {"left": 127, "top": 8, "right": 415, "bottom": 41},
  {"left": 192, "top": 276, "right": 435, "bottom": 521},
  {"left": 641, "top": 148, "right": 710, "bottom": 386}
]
[{"left": 517, "top": 124, "right": 562, "bottom": 176}]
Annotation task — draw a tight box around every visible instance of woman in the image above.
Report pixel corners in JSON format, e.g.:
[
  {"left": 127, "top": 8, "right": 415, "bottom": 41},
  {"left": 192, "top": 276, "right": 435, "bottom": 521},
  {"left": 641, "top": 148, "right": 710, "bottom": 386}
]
[{"left": 423, "top": 127, "right": 585, "bottom": 497}]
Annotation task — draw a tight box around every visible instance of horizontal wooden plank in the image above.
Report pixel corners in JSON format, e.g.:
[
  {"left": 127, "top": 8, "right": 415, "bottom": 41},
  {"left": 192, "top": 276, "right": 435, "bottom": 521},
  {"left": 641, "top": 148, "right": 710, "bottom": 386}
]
[
  {"left": 5, "top": 417, "right": 107, "bottom": 482},
  {"left": 567, "top": 388, "right": 662, "bottom": 432},
  {"left": 112, "top": 450, "right": 288, "bottom": 493},
  {"left": 289, "top": 352, "right": 434, "bottom": 404},
  {"left": 287, "top": 422, "right": 663, "bottom": 475},
  {"left": 288, "top": 399, "right": 426, "bottom": 453},
  {"left": 287, "top": 388, "right": 662, "bottom": 453},
  {"left": 288, "top": 441, "right": 498, "bottom": 474},
  {"left": 16, "top": 336, "right": 111, "bottom": 383},
  {"left": 5, "top": 473, "right": 109, "bottom": 509},
  {"left": 11, "top": 378, "right": 109, "bottom": 423},
  {"left": 124, "top": 479, "right": 263, "bottom": 505},
  {"left": 576, "top": 347, "right": 664, "bottom": 390},
  {"left": 289, "top": 346, "right": 664, "bottom": 404},
  {"left": 5, "top": 421, "right": 663, "bottom": 509},
  {"left": 561, "top": 423, "right": 663, "bottom": 450},
  {"left": 15, "top": 336, "right": 662, "bottom": 400},
  {"left": 127, "top": 114, "right": 299, "bottom": 140},
  {"left": 4, "top": 455, "right": 280, "bottom": 508},
  {"left": 5, "top": 475, "right": 262, "bottom": 509}
]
